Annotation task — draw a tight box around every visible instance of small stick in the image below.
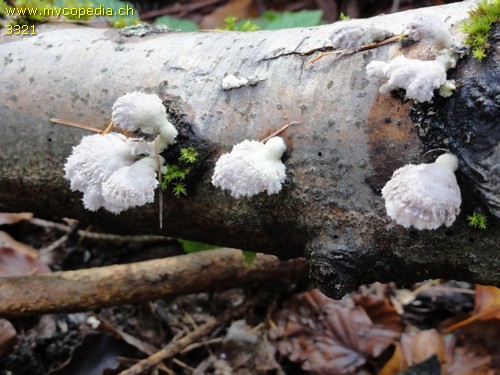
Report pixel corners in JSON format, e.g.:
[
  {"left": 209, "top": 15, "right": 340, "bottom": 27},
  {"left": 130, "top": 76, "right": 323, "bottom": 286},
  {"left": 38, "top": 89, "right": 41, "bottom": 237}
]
[
  {"left": 306, "top": 34, "right": 405, "bottom": 65},
  {"left": 155, "top": 139, "right": 164, "bottom": 229},
  {"left": 51, "top": 117, "right": 135, "bottom": 136},
  {"left": 50, "top": 117, "right": 103, "bottom": 133},
  {"left": 261, "top": 122, "right": 298, "bottom": 143},
  {"left": 118, "top": 297, "right": 258, "bottom": 375},
  {"left": 100, "top": 120, "right": 114, "bottom": 135}
]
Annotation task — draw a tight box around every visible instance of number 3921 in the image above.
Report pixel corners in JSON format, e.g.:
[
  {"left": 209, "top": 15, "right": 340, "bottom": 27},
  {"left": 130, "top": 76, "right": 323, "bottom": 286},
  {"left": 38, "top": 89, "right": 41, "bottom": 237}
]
[{"left": 5, "top": 24, "right": 37, "bottom": 35}]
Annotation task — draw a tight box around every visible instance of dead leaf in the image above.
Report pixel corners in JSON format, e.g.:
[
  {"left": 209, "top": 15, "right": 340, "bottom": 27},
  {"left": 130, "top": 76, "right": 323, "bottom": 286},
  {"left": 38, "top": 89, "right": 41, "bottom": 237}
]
[
  {"left": 0, "top": 246, "right": 50, "bottom": 277},
  {"left": 474, "top": 285, "right": 500, "bottom": 316},
  {"left": 0, "top": 319, "right": 17, "bottom": 357},
  {"left": 200, "top": 0, "right": 257, "bottom": 29},
  {"left": 378, "top": 342, "right": 405, "bottom": 375},
  {"left": 444, "top": 285, "right": 500, "bottom": 333},
  {"left": 379, "top": 330, "right": 494, "bottom": 375},
  {"left": 48, "top": 332, "right": 143, "bottom": 375},
  {"left": 0, "top": 231, "right": 38, "bottom": 257},
  {"left": 269, "top": 289, "right": 402, "bottom": 375},
  {"left": 0, "top": 212, "right": 33, "bottom": 225},
  {"left": 400, "top": 329, "right": 445, "bottom": 367}
]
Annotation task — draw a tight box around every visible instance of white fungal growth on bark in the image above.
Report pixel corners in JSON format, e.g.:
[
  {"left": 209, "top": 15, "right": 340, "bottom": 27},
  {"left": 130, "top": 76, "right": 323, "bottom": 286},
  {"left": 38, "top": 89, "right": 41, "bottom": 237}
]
[
  {"left": 101, "top": 157, "right": 162, "bottom": 214},
  {"left": 221, "top": 74, "right": 267, "bottom": 90},
  {"left": 64, "top": 133, "right": 162, "bottom": 213},
  {"left": 329, "top": 20, "right": 392, "bottom": 52},
  {"left": 407, "top": 13, "right": 455, "bottom": 50},
  {"left": 382, "top": 153, "right": 462, "bottom": 230},
  {"left": 366, "top": 12, "right": 459, "bottom": 103},
  {"left": 211, "top": 137, "right": 287, "bottom": 198},
  {"left": 111, "top": 91, "right": 178, "bottom": 151},
  {"left": 222, "top": 75, "right": 249, "bottom": 90},
  {"left": 64, "top": 92, "right": 181, "bottom": 214},
  {"left": 366, "top": 51, "right": 457, "bottom": 102}
]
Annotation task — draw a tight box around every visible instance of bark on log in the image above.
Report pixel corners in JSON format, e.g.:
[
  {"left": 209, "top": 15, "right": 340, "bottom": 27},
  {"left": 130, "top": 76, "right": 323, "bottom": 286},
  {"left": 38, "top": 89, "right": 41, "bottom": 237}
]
[
  {"left": 0, "top": 1, "right": 498, "bottom": 299},
  {"left": 0, "top": 248, "right": 307, "bottom": 318}
]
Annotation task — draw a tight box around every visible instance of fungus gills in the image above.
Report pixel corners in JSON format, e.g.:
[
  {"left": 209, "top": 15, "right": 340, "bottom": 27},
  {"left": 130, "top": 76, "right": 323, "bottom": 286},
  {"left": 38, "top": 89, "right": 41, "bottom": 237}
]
[
  {"left": 382, "top": 153, "right": 462, "bottom": 230},
  {"left": 211, "top": 137, "right": 287, "bottom": 198}
]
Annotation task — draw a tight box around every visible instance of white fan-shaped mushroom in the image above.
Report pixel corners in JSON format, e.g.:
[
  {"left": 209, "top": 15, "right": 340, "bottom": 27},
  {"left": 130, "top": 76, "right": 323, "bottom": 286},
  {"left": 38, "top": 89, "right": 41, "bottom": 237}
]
[
  {"left": 381, "top": 153, "right": 461, "bottom": 230},
  {"left": 101, "top": 157, "right": 160, "bottom": 213},
  {"left": 211, "top": 137, "right": 287, "bottom": 198},
  {"left": 111, "top": 91, "right": 178, "bottom": 151},
  {"left": 64, "top": 133, "right": 137, "bottom": 211},
  {"left": 64, "top": 132, "right": 163, "bottom": 214}
]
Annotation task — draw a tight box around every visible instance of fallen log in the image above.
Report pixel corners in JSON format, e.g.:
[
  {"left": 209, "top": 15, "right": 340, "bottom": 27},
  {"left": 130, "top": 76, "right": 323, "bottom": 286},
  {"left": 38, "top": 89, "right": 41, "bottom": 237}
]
[{"left": 0, "top": 1, "right": 498, "bottom": 298}]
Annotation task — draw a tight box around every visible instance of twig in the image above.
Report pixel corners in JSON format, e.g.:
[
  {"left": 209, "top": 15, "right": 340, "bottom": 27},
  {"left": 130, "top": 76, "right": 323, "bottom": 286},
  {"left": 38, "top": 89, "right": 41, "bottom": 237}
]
[
  {"left": 180, "top": 337, "right": 223, "bottom": 354},
  {"left": 305, "top": 34, "right": 405, "bottom": 65},
  {"left": 50, "top": 118, "right": 134, "bottom": 136},
  {"left": 444, "top": 306, "right": 500, "bottom": 333},
  {"left": 50, "top": 117, "right": 104, "bottom": 133},
  {"left": 155, "top": 139, "right": 163, "bottom": 229},
  {"left": 172, "top": 358, "right": 195, "bottom": 372},
  {"left": 118, "top": 297, "right": 258, "bottom": 375},
  {"left": 0, "top": 249, "right": 307, "bottom": 317},
  {"left": 38, "top": 233, "right": 71, "bottom": 254},
  {"left": 27, "top": 218, "right": 174, "bottom": 243},
  {"left": 261, "top": 122, "right": 299, "bottom": 143},
  {"left": 100, "top": 120, "right": 114, "bottom": 135}
]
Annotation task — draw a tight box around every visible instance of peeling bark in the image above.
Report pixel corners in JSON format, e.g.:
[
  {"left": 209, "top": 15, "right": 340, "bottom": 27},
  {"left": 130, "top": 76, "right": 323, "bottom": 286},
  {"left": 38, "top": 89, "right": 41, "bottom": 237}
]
[{"left": 0, "top": 1, "right": 498, "bottom": 299}]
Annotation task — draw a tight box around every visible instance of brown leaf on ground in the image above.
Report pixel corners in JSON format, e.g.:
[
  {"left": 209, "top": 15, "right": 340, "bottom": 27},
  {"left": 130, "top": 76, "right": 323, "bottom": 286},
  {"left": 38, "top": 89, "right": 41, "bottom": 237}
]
[
  {"left": 378, "top": 329, "right": 493, "bottom": 375},
  {"left": 0, "top": 212, "right": 33, "bottom": 226},
  {"left": 199, "top": 0, "right": 257, "bottom": 29},
  {"left": 0, "top": 231, "right": 38, "bottom": 257},
  {"left": 0, "top": 319, "right": 17, "bottom": 357},
  {"left": 48, "top": 332, "right": 143, "bottom": 375},
  {"left": 401, "top": 329, "right": 446, "bottom": 367},
  {"left": 0, "top": 246, "right": 50, "bottom": 277},
  {"left": 269, "top": 289, "right": 402, "bottom": 375},
  {"left": 474, "top": 285, "right": 500, "bottom": 317},
  {"left": 444, "top": 285, "right": 500, "bottom": 333}
]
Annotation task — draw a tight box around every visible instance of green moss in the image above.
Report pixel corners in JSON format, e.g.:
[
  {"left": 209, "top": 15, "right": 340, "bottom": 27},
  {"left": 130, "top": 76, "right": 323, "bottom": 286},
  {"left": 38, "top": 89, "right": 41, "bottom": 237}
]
[
  {"left": 179, "top": 147, "right": 199, "bottom": 164},
  {"left": 460, "top": 0, "right": 500, "bottom": 61},
  {"left": 218, "top": 15, "right": 259, "bottom": 31},
  {"left": 161, "top": 147, "right": 199, "bottom": 198},
  {"left": 3, "top": 0, "right": 55, "bottom": 25},
  {"left": 242, "top": 250, "right": 257, "bottom": 265},
  {"left": 467, "top": 212, "right": 488, "bottom": 230}
]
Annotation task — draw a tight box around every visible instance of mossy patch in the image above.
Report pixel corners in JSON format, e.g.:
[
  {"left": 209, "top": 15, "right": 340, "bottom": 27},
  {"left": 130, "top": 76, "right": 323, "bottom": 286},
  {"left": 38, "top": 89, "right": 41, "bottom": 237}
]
[{"left": 461, "top": 0, "right": 500, "bottom": 61}]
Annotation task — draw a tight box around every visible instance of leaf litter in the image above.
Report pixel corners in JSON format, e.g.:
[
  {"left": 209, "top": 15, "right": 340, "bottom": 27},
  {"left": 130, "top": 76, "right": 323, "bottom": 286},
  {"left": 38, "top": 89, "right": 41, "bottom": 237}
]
[{"left": 1, "top": 212, "right": 499, "bottom": 374}]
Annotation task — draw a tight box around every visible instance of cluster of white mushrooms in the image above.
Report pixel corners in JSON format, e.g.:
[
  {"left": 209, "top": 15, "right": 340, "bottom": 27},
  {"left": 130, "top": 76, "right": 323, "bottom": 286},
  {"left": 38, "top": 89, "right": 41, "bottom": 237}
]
[
  {"left": 64, "top": 92, "right": 177, "bottom": 213},
  {"left": 64, "top": 13, "right": 465, "bottom": 230},
  {"left": 64, "top": 92, "right": 288, "bottom": 214}
]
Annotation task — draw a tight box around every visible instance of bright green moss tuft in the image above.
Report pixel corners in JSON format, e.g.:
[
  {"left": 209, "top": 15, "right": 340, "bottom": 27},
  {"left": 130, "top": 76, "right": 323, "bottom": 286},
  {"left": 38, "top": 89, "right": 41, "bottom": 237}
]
[
  {"left": 467, "top": 212, "right": 488, "bottom": 230},
  {"left": 460, "top": 0, "right": 500, "bottom": 61}
]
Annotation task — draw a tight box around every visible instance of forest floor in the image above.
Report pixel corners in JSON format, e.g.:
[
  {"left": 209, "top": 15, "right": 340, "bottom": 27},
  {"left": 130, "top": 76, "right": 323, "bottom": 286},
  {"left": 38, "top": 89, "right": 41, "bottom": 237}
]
[{"left": 0, "top": 212, "right": 499, "bottom": 375}]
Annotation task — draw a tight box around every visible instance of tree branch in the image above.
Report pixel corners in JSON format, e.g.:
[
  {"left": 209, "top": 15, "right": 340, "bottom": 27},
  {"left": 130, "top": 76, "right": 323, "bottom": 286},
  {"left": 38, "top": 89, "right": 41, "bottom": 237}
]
[
  {"left": 0, "top": 1, "right": 498, "bottom": 299},
  {"left": 0, "top": 248, "right": 307, "bottom": 318}
]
